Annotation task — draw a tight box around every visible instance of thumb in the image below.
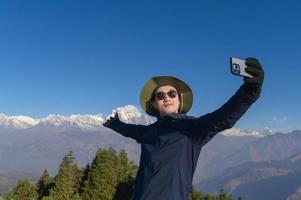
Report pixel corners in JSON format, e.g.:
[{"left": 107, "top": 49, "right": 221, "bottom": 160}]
[{"left": 114, "top": 113, "right": 119, "bottom": 119}]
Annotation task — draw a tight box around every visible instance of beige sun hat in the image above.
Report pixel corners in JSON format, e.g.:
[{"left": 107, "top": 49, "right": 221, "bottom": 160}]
[{"left": 140, "top": 76, "right": 193, "bottom": 117}]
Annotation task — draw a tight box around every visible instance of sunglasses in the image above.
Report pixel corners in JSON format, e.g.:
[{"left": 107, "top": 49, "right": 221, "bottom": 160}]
[{"left": 155, "top": 90, "right": 178, "bottom": 100}]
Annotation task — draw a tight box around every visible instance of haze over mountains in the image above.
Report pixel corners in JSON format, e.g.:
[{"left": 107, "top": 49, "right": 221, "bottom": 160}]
[{"left": 0, "top": 105, "right": 300, "bottom": 199}]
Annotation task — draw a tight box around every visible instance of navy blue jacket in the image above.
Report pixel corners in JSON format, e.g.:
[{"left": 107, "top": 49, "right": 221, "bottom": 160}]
[{"left": 110, "top": 84, "right": 258, "bottom": 200}]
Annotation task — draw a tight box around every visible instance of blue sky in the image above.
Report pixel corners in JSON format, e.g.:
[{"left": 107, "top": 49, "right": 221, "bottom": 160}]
[{"left": 0, "top": 0, "right": 300, "bottom": 132}]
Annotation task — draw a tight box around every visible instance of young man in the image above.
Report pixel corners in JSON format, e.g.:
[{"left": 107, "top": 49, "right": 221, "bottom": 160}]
[{"left": 103, "top": 58, "right": 264, "bottom": 200}]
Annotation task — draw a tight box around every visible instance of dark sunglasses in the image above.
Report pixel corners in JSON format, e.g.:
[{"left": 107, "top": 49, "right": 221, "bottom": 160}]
[{"left": 155, "top": 90, "right": 178, "bottom": 100}]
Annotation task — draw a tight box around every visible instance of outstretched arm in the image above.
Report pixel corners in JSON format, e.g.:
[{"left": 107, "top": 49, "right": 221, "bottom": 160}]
[
  {"left": 179, "top": 58, "right": 264, "bottom": 146},
  {"left": 103, "top": 113, "right": 152, "bottom": 143}
]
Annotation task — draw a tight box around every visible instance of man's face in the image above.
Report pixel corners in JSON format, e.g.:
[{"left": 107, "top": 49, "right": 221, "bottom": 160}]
[{"left": 151, "top": 85, "right": 180, "bottom": 117}]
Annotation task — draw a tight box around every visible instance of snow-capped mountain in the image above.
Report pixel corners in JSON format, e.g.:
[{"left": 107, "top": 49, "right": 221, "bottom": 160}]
[
  {"left": 221, "top": 127, "right": 274, "bottom": 137},
  {"left": 107, "top": 105, "right": 154, "bottom": 125},
  {"left": 0, "top": 105, "right": 153, "bottom": 132},
  {"left": 0, "top": 113, "right": 39, "bottom": 130},
  {"left": 37, "top": 114, "right": 105, "bottom": 132},
  {"left": 1, "top": 107, "right": 275, "bottom": 136}
]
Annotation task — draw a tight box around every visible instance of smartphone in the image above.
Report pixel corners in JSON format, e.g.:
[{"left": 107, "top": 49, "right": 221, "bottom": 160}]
[{"left": 230, "top": 57, "right": 253, "bottom": 78}]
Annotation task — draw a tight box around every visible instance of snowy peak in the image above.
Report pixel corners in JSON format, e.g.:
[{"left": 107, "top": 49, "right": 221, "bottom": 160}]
[
  {"left": 2, "top": 107, "right": 276, "bottom": 135},
  {"left": 107, "top": 105, "right": 154, "bottom": 125},
  {"left": 40, "top": 114, "right": 70, "bottom": 126},
  {"left": 0, "top": 105, "right": 153, "bottom": 132},
  {"left": 38, "top": 114, "right": 105, "bottom": 132},
  {"left": 40, "top": 114, "right": 104, "bottom": 126},
  {"left": 222, "top": 128, "right": 274, "bottom": 137},
  {"left": 69, "top": 114, "right": 104, "bottom": 126},
  {"left": 0, "top": 113, "right": 39, "bottom": 129}
]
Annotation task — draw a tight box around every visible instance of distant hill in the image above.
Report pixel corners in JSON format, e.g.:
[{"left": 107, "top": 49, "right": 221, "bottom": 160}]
[
  {"left": 196, "top": 152, "right": 301, "bottom": 200},
  {"left": 196, "top": 130, "right": 301, "bottom": 181}
]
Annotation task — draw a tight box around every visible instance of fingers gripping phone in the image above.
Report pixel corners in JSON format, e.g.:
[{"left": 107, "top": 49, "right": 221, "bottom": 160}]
[{"left": 230, "top": 57, "right": 253, "bottom": 78}]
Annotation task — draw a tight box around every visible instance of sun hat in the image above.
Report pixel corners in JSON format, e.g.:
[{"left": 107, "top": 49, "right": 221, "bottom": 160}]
[{"left": 140, "top": 76, "right": 193, "bottom": 117}]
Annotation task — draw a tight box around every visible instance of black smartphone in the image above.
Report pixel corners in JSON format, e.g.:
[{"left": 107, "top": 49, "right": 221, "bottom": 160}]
[{"left": 230, "top": 57, "right": 253, "bottom": 78}]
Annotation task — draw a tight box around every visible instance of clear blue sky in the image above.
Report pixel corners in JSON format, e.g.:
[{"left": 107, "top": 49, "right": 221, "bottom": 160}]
[{"left": 0, "top": 0, "right": 300, "bottom": 132}]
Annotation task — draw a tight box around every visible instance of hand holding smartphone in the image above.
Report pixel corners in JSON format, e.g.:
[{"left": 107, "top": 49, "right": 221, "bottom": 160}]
[{"left": 230, "top": 57, "right": 253, "bottom": 78}]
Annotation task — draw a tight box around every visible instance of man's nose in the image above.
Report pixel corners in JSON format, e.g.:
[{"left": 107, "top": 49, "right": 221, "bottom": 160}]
[{"left": 163, "top": 95, "right": 171, "bottom": 101}]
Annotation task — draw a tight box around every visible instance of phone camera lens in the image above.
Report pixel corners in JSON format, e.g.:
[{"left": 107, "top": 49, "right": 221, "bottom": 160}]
[{"left": 232, "top": 64, "right": 240, "bottom": 74}]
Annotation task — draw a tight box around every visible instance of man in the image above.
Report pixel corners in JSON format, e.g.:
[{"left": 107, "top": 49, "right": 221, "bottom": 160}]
[{"left": 103, "top": 58, "right": 264, "bottom": 200}]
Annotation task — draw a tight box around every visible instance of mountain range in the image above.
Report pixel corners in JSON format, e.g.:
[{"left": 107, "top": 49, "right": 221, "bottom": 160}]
[
  {"left": 0, "top": 104, "right": 300, "bottom": 199},
  {"left": 0, "top": 105, "right": 271, "bottom": 137},
  {"left": 0, "top": 105, "right": 153, "bottom": 132},
  {"left": 197, "top": 152, "right": 301, "bottom": 200}
]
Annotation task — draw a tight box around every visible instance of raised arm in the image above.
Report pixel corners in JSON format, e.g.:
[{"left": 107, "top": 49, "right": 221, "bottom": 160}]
[
  {"left": 178, "top": 58, "right": 264, "bottom": 146},
  {"left": 103, "top": 113, "right": 153, "bottom": 144}
]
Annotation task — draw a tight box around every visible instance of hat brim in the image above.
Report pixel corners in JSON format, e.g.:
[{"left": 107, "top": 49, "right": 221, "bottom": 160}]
[{"left": 140, "top": 76, "right": 193, "bottom": 117}]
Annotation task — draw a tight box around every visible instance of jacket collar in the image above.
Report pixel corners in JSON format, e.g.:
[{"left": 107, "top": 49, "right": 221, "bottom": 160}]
[{"left": 156, "top": 112, "right": 188, "bottom": 121}]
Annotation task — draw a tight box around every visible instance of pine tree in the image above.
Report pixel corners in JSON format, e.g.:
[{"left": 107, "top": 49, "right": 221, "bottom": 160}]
[
  {"left": 188, "top": 186, "right": 243, "bottom": 200},
  {"left": 10, "top": 179, "right": 38, "bottom": 200},
  {"left": 36, "top": 169, "right": 52, "bottom": 200},
  {"left": 113, "top": 149, "right": 137, "bottom": 200},
  {"left": 48, "top": 151, "right": 82, "bottom": 200},
  {"left": 117, "top": 149, "right": 137, "bottom": 181},
  {"left": 78, "top": 163, "right": 90, "bottom": 194},
  {"left": 189, "top": 185, "right": 202, "bottom": 200},
  {"left": 218, "top": 189, "right": 227, "bottom": 200},
  {"left": 4, "top": 189, "right": 15, "bottom": 200},
  {"left": 81, "top": 147, "right": 118, "bottom": 200}
]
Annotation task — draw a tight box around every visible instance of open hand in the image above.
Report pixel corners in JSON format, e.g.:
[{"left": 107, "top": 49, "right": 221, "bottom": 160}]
[{"left": 103, "top": 113, "right": 119, "bottom": 128}]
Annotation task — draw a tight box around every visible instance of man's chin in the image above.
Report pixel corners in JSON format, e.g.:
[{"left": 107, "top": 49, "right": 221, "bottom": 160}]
[{"left": 161, "top": 110, "right": 178, "bottom": 115}]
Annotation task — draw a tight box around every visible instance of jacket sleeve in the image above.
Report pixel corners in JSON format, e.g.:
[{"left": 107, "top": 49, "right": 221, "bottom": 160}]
[
  {"left": 108, "top": 119, "right": 154, "bottom": 144},
  {"left": 180, "top": 83, "right": 258, "bottom": 146}
]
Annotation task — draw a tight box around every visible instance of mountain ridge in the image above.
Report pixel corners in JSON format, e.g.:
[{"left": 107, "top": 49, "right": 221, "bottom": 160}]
[{"left": 0, "top": 105, "right": 275, "bottom": 137}]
